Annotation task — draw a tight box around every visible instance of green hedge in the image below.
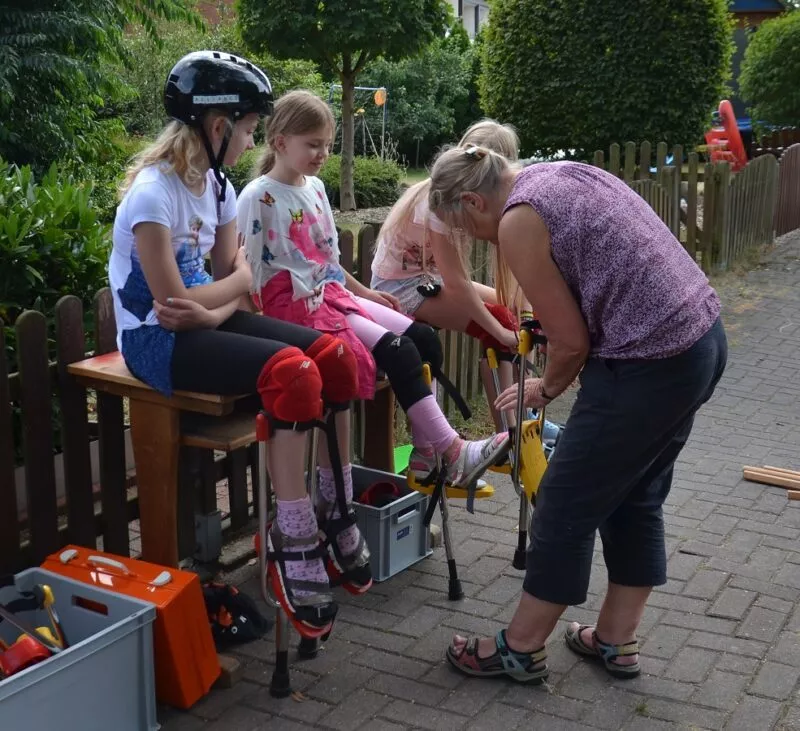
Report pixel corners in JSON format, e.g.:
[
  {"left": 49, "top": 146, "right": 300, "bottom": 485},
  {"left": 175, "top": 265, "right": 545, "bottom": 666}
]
[
  {"left": 319, "top": 155, "right": 403, "bottom": 209},
  {"left": 740, "top": 11, "right": 800, "bottom": 129},
  {"left": 480, "top": 0, "right": 733, "bottom": 158}
]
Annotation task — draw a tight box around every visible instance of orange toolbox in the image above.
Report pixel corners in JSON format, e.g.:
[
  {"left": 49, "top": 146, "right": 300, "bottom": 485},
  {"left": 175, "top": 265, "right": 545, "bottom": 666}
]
[{"left": 41, "top": 545, "right": 220, "bottom": 709}]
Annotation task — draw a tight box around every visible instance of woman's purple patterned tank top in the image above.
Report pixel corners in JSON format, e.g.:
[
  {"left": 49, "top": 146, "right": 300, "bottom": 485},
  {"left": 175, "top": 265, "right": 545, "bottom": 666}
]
[{"left": 504, "top": 162, "right": 721, "bottom": 359}]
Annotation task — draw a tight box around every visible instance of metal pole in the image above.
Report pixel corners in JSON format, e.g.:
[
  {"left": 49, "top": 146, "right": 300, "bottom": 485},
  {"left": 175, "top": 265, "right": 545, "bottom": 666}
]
[{"left": 381, "top": 90, "right": 387, "bottom": 160}]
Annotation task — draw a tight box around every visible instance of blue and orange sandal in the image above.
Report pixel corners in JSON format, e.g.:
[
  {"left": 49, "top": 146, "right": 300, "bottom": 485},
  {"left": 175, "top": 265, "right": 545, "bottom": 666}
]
[
  {"left": 446, "top": 630, "right": 549, "bottom": 684},
  {"left": 564, "top": 623, "right": 641, "bottom": 679},
  {"left": 266, "top": 524, "right": 338, "bottom": 640},
  {"left": 317, "top": 502, "right": 373, "bottom": 596}
]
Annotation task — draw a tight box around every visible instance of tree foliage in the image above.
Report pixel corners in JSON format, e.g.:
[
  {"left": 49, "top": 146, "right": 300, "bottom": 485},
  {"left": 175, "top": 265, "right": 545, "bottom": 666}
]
[
  {"left": 739, "top": 10, "right": 800, "bottom": 128},
  {"left": 480, "top": 0, "right": 733, "bottom": 158},
  {"left": 110, "top": 7, "right": 325, "bottom": 137},
  {"left": 0, "top": 0, "right": 201, "bottom": 171},
  {"left": 237, "top": 0, "right": 450, "bottom": 210},
  {"left": 360, "top": 23, "right": 473, "bottom": 166}
]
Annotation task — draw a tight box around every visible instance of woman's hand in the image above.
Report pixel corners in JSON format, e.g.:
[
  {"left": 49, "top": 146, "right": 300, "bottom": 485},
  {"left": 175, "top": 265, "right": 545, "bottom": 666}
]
[
  {"left": 494, "top": 377, "right": 553, "bottom": 412},
  {"left": 154, "top": 298, "right": 216, "bottom": 331},
  {"left": 361, "top": 288, "right": 402, "bottom": 312}
]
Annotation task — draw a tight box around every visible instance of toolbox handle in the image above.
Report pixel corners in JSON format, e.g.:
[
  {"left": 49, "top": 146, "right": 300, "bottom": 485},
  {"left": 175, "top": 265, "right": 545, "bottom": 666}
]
[
  {"left": 87, "top": 555, "right": 132, "bottom": 576},
  {"left": 395, "top": 505, "right": 418, "bottom": 524}
]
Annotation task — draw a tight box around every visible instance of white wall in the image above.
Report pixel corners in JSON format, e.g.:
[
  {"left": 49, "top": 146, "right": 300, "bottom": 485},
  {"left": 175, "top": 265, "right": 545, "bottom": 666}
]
[{"left": 448, "top": 0, "right": 490, "bottom": 39}]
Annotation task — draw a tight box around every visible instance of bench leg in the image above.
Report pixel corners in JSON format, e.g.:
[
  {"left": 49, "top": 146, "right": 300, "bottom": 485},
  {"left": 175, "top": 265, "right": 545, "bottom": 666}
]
[
  {"left": 362, "top": 387, "right": 396, "bottom": 473},
  {"left": 129, "top": 399, "right": 180, "bottom": 567}
]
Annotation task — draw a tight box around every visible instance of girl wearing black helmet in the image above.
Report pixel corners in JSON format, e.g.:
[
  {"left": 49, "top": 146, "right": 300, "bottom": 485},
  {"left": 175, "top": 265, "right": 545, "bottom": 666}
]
[{"left": 109, "top": 52, "right": 370, "bottom": 640}]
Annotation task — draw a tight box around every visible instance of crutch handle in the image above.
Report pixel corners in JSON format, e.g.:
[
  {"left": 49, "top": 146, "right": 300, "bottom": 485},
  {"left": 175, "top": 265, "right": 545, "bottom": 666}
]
[{"left": 486, "top": 347, "right": 499, "bottom": 370}]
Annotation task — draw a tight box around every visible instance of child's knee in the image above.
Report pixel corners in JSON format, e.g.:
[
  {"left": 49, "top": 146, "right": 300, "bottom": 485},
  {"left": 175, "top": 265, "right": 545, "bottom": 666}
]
[
  {"left": 403, "top": 321, "right": 442, "bottom": 373},
  {"left": 257, "top": 347, "right": 323, "bottom": 427},
  {"left": 304, "top": 334, "right": 358, "bottom": 408},
  {"left": 372, "top": 333, "right": 428, "bottom": 410}
]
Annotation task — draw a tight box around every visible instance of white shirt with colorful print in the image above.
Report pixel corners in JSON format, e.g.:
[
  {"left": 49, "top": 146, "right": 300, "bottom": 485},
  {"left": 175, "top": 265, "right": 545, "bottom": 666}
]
[{"left": 237, "top": 175, "right": 344, "bottom": 312}]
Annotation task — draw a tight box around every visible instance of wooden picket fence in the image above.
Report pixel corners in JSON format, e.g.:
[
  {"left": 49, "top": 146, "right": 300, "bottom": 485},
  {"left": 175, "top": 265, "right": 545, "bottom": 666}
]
[
  {"left": 591, "top": 141, "right": 799, "bottom": 271},
  {"left": 776, "top": 144, "right": 800, "bottom": 236}
]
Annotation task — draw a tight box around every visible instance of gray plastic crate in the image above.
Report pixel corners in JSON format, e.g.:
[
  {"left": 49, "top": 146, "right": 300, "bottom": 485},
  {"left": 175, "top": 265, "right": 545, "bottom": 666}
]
[
  {"left": 0, "top": 567, "right": 158, "bottom": 731},
  {"left": 351, "top": 465, "right": 432, "bottom": 581}
]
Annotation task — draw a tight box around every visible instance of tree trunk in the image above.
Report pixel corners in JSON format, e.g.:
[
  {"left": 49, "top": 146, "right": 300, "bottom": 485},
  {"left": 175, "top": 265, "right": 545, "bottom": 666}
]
[{"left": 340, "top": 73, "right": 357, "bottom": 212}]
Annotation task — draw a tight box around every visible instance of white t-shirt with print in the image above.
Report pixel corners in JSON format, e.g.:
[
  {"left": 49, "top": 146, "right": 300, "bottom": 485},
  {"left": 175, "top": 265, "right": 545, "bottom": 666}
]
[
  {"left": 109, "top": 165, "right": 236, "bottom": 350},
  {"left": 237, "top": 174, "right": 343, "bottom": 312}
]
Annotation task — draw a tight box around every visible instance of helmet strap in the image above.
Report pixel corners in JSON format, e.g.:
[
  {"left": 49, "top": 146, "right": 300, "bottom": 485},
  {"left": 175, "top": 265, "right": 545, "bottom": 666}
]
[{"left": 200, "top": 123, "right": 232, "bottom": 203}]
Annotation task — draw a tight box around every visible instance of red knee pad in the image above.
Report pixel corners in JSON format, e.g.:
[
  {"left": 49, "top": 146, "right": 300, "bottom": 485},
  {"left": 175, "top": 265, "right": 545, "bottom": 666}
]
[
  {"left": 257, "top": 347, "right": 323, "bottom": 427},
  {"left": 466, "top": 303, "right": 518, "bottom": 352},
  {"left": 305, "top": 334, "right": 359, "bottom": 407}
]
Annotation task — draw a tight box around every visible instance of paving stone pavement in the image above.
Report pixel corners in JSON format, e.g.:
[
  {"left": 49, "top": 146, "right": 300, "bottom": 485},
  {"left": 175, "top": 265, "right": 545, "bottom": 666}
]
[{"left": 160, "top": 232, "right": 800, "bottom": 731}]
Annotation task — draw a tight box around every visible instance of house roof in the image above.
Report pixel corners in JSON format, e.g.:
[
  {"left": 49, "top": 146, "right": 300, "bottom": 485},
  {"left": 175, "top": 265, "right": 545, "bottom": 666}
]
[{"left": 730, "top": 0, "right": 786, "bottom": 12}]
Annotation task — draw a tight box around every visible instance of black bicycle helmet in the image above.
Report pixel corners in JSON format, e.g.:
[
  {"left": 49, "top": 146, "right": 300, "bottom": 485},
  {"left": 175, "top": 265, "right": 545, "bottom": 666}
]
[{"left": 164, "top": 51, "right": 273, "bottom": 201}]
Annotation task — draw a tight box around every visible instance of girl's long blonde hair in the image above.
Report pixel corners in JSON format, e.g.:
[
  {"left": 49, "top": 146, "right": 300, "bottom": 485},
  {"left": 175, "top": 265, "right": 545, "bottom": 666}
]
[
  {"left": 253, "top": 90, "right": 335, "bottom": 178},
  {"left": 457, "top": 121, "right": 523, "bottom": 314},
  {"left": 378, "top": 118, "right": 523, "bottom": 313},
  {"left": 119, "top": 112, "right": 231, "bottom": 198}
]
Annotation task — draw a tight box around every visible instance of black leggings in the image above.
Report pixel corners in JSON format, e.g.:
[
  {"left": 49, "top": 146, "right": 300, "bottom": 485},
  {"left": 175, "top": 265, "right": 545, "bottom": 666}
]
[{"left": 171, "top": 310, "right": 323, "bottom": 395}]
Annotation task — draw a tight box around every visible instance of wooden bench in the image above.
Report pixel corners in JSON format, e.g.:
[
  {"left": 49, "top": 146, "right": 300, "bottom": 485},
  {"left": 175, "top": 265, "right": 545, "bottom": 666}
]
[{"left": 68, "top": 351, "right": 395, "bottom": 568}]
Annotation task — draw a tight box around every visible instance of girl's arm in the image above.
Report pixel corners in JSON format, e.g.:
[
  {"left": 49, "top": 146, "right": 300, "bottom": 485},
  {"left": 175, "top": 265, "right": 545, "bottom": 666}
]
[
  {"left": 429, "top": 230, "right": 515, "bottom": 343},
  {"left": 343, "top": 269, "right": 401, "bottom": 310},
  {"left": 135, "top": 221, "right": 251, "bottom": 310},
  {"left": 210, "top": 219, "right": 238, "bottom": 280},
  {"left": 498, "top": 206, "right": 589, "bottom": 398}
]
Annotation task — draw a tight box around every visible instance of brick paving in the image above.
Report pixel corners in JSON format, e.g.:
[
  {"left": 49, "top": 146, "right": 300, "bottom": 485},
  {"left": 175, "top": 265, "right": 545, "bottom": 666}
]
[{"left": 161, "top": 232, "right": 800, "bottom": 730}]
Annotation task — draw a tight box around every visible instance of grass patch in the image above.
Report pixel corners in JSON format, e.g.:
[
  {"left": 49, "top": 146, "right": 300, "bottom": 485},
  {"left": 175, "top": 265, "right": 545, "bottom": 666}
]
[{"left": 403, "top": 167, "right": 428, "bottom": 186}]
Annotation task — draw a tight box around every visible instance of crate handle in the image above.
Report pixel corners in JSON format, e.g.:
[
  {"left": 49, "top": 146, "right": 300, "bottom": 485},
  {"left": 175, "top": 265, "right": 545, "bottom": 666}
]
[
  {"left": 73, "top": 595, "right": 109, "bottom": 616},
  {"left": 395, "top": 505, "right": 418, "bottom": 524},
  {"left": 87, "top": 556, "right": 132, "bottom": 576}
]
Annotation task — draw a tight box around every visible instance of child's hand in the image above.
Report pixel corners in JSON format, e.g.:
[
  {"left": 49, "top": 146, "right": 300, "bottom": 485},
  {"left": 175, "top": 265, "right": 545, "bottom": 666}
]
[
  {"left": 154, "top": 298, "right": 214, "bottom": 331},
  {"left": 233, "top": 247, "right": 253, "bottom": 292},
  {"left": 363, "top": 288, "right": 402, "bottom": 311}
]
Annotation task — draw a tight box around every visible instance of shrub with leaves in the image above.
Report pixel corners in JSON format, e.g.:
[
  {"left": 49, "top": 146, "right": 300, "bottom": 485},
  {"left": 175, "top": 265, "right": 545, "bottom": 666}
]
[
  {"left": 0, "top": 159, "right": 110, "bottom": 370},
  {"left": 0, "top": 0, "right": 201, "bottom": 173},
  {"left": 480, "top": 0, "right": 733, "bottom": 158},
  {"left": 318, "top": 154, "right": 403, "bottom": 209},
  {"left": 740, "top": 11, "right": 800, "bottom": 129}
]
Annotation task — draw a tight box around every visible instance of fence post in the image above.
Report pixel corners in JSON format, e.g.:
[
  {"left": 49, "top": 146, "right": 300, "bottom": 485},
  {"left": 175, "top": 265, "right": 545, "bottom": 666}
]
[
  {"left": 592, "top": 150, "right": 605, "bottom": 169},
  {"left": 0, "top": 323, "right": 20, "bottom": 573},
  {"left": 656, "top": 142, "right": 668, "bottom": 175},
  {"left": 700, "top": 162, "right": 716, "bottom": 272},
  {"left": 623, "top": 142, "right": 636, "bottom": 184},
  {"left": 712, "top": 163, "right": 731, "bottom": 271},
  {"left": 94, "top": 288, "right": 130, "bottom": 556},
  {"left": 16, "top": 310, "right": 60, "bottom": 562},
  {"left": 55, "top": 296, "right": 95, "bottom": 548},
  {"left": 338, "top": 227, "right": 354, "bottom": 275},
  {"left": 609, "top": 143, "right": 621, "bottom": 178},
  {"left": 686, "top": 152, "right": 699, "bottom": 258},
  {"left": 357, "top": 224, "right": 377, "bottom": 285},
  {"left": 639, "top": 141, "right": 652, "bottom": 181}
]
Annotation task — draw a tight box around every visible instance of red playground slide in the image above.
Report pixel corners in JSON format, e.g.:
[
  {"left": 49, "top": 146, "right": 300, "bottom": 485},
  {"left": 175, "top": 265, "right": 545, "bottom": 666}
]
[{"left": 704, "top": 99, "right": 747, "bottom": 172}]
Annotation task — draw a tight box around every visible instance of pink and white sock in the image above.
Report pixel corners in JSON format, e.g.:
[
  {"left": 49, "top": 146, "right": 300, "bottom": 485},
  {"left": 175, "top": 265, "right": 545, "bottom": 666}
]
[
  {"left": 318, "top": 464, "right": 360, "bottom": 555},
  {"left": 406, "top": 394, "right": 459, "bottom": 455},
  {"left": 275, "top": 496, "right": 327, "bottom": 596}
]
